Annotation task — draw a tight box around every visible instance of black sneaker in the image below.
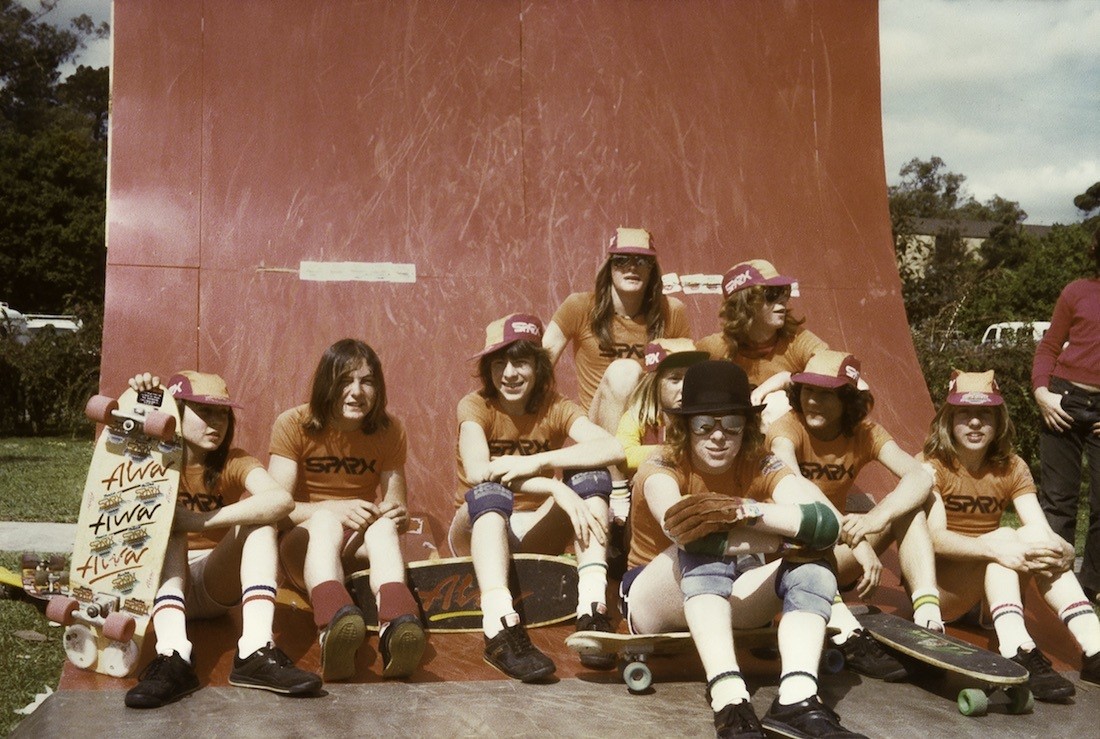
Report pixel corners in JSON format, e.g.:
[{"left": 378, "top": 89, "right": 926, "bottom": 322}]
[
  {"left": 229, "top": 643, "right": 322, "bottom": 695},
  {"left": 484, "top": 617, "right": 556, "bottom": 682},
  {"left": 838, "top": 630, "right": 908, "bottom": 682},
  {"left": 319, "top": 604, "right": 366, "bottom": 682},
  {"left": 714, "top": 701, "right": 765, "bottom": 739},
  {"left": 1012, "top": 646, "right": 1075, "bottom": 701},
  {"left": 1081, "top": 650, "right": 1100, "bottom": 686},
  {"left": 762, "top": 695, "right": 867, "bottom": 738},
  {"left": 575, "top": 603, "right": 615, "bottom": 670},
  {"left": 124, "top": 652, "right": 200, "bottom": 708},
  {"left": 380, "top": 613, "right": 427, "bottom": 678}
]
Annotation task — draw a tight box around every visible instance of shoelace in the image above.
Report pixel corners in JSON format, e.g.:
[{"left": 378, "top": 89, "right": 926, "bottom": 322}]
[
  {"left": 137, "top": 654, "right": 170, "bottom": 681},
  {"left": 504, "top": 625, "right": 536, "bottom": 655}
]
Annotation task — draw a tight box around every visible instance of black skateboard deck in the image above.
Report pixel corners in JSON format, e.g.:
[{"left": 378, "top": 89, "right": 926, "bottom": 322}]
[
  {"left": 347, "top": 554, "right": 578, "bottom": 632},
  {"left": 857, "top": 610, "right": 1032, "bottom": 716}
]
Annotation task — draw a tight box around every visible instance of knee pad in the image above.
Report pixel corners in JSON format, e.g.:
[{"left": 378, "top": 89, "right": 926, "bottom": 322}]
[
  {"left": 563, "top": 468, "right": 613, "bottom": 500},
  {"left": 465, "top": 482, "right": 514, "bottom": 523},
  {"left": 775, "top": 560, "right": 836, "bottom": 622},
  {"left": 794, "top": 502, "right": 840, "bottom": 549}
]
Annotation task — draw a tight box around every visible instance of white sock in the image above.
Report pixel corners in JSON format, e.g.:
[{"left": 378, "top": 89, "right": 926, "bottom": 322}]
[
  {"left": 828, "top": 598, "right": 862, "bottom": 644},
  {"left": 990, "top": 602, "right": 1034, "bottom": 657},
  {"left": 708, "top": 671, "right": 750, "bottom": 711},
  {"left": 911, "top": 588, "right": 943, "bottom": 630},
  {"left": 1060, "top": 600, "right": 1100, "bottom": 657},
  {"left": 481, "top": 588, "right": 515, "bottom": 638},
  {"left": 777, "top": 671, "right": 817, "bottom": 705},
  {"left": 237, "top": 582, "right": 276, "bottom": 657},
  {"left": 152, "top": 587, "right": 192, "bottom": 662},
  {"left": 576, "top": 562, "right": 608, "bottom": 618}
]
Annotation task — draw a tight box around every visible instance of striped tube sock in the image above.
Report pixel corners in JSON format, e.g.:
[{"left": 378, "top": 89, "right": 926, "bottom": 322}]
[
  {"left": 152, "top": 590, "right": 192, "bottom": 662},
  {"left": 990, "top": 602, "right": 1033, "bottom": 658},
  {"left": 777, "top": 670, "right": 818, "bottom": 705},
  {"left": 707, "top": 670, "right": 749, "bottom": 711},
  {"left": 1060, "top": 600, "right": 1100, "bottom": 656},
  {"left": 238, "top": 583, "right": 277, "bottom": 657},
  {"left": 911, "top": 589, "right": 943, "bottom": 630}
]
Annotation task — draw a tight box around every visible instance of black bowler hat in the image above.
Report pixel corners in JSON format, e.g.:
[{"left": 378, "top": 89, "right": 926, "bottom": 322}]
[{"left": 668, "top": 360, "right": 766, "bottom": 416}]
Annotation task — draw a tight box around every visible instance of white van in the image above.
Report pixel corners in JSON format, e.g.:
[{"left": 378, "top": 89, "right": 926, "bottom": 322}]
[{"left": 980, "top": 321, "right": 1050, "bottom": 346}]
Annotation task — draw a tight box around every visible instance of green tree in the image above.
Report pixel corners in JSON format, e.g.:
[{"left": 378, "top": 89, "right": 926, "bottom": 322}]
[
  {"left": 0, "top": 0, "right": 108, "bottom": 313},
  {"left": 1074, "top": 181, "right": 1100, "bottom": 216}
]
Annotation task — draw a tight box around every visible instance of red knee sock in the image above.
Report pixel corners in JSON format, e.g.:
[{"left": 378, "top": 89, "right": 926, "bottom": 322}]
[{"left": 310, "top": 580, "right": 353, "bottom": 628}]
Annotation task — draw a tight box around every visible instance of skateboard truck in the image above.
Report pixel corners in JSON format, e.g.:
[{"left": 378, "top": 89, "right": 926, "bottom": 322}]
[{"left": 47, "top": 592, "right": 139, "bottom": 677}]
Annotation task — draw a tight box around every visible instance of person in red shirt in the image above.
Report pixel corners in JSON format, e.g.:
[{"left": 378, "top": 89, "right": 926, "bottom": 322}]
[
  {"left": 269, "top": 340, "right": 425, "bottom": 683},
  {"left": 1032, "top": 225, "right": 1100, "bottom": 603},
  {"left": 448, "top": 314, "right": 625, "bottom": 681},
  {"left": 924, "top": 370, "right": 1100, "bottom": 700},
  {"left": 696, "top": 260, "right": 827, "bottom": 426},
  {"left": 124, "top": 371, "right": 320, "bottom": 709}
]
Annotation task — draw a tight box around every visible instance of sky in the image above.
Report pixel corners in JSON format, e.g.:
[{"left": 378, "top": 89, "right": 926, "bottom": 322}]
[{"left": 32, "top": 0, "right": 1099, "bottom": 226}]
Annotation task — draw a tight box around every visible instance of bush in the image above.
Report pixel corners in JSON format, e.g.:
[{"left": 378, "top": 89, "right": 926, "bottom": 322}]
[{"left": 0, "top": 301, "right": 100, "bottom": 437}]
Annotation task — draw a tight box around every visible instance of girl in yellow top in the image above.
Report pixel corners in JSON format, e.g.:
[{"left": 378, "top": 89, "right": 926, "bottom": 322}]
[
  {"left": 697, "top": 259, "right": 826, "bottom": 425},
  {"left": 124, "top": 371, "right": 319, "bottom": 709},
  {"left": 543, "top": 227, "right": 691, "bottom": 433},
  {"left": 924, "top": 370, "right": 1100, "bottom": 701},
  {"left": 767, "top": 350, "right": 938, "bottom": 681}
]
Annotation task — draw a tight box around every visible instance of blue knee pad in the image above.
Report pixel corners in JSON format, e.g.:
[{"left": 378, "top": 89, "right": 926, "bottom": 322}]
[
  {"left": 563, "top": 468, "right": 613, "bottom": 500},
  {"left": 774, "top": 560, "right": 836, "bottom": 622},
  {"left": 465, "top": 482, "right": 514, "bottom": 523}
]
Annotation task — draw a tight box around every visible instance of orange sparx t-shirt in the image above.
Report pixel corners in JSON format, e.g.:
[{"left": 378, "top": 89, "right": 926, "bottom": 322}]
[
  {"left": 697, "top": 328, "right": 826, "bottom": 385},
  {"left": 627, "top": 449, "right": 791, "bottom": 568},
  {"left": 179, "top": 449, "right": 262, "bottom": 550},
  {"left": 551, "top": 291, "right": 691, "bottom": 410},
  {"left": 269, "top": 404, "right": 407, "bottom": 503},
  {"left": 766, "top": 413, "right": 892, "bottom": 510},
  {"left": 926, "top": 454, "right": 1035, "bottom": 537},
  {"left": 454, "top": 391, "right": 584, "bottom": 511}
]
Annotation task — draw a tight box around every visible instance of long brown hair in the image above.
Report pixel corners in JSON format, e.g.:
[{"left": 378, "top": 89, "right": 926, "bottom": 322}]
[
  {"left": 589, "top": 256, "right": 667, "bottom": 353},
  {"left": 304, "top": 339, "right": 391, "bottom": 434},
  {"left": 787, "top": 383, "right": 874, "bottom": 437},
  {"left": 718, "top": 286, "right": 804, "bottom": 359},
  {"left": 181, "top": 401, "right": 235, "bottom": 492},
  {"left": 922, "top": 402, "right": 1015, "bottom": 471},
  {"left": 477, "top": 340, "right": 555, "bottom": 414}
]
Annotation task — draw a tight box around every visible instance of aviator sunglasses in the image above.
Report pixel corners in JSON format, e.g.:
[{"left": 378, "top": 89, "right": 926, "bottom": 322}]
[
  {"left": 611, "top": 255, "right": 655, "bottom": 270},
  {"left": 763, "top": 286, "right": 791, "bottom": 303},
  {"left": 688, "top": 414, "right": 746, "bottom": 436}
]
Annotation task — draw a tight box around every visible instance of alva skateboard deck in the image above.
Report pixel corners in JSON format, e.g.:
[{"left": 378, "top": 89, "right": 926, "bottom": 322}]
[
  {"left": 857, "top": 610, "right": 1032, "bottom": 716},
  {"left": 46, "top": 386, "right": 182, "bottom": 677},
  {"left": 567, "top": 626, "right": 844, "bottom": 693},
  {"left": 347, "top": 554, "right": 578, "bottom": 632}
]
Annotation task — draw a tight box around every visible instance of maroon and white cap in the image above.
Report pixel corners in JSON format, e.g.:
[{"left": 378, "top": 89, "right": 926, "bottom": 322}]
[
  {"left": 721, "top": 259, "right": 796, "bottom": 299},
  {"left": 946, "top": 370, "right": 1004, "bottom": 406},
  {"left": 608, "top": 227, "right": 657, "bottom": 256},
  {"left": 792, "top": 350, "right": 869, "bottom": 391},
  {"left": 166, "top": 371, "right": 243, "bottom": 408},
  {"left": 643, "top": 338, "right": 708, "bottom": 374},
  {"left": 472, "top": 313, "right": 544, "bottom": 359}
]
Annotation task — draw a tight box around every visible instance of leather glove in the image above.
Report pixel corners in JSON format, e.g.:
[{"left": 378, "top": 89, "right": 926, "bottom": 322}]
[{"left": 663, "top": 492, "right": 762, "bottom": 546}]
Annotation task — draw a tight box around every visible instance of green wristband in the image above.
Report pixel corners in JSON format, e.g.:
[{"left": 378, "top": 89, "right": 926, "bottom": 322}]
[{"left": 685, "top": 531, "right": 728, "bottom": 557}]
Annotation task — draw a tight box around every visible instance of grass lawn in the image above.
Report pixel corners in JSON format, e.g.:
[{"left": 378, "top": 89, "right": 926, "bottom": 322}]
[{"left": 0, "top": 437, "right": 93, "bottom": 522}]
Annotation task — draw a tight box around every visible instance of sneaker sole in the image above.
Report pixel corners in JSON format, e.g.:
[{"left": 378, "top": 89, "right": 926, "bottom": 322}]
[
  {"left": 381, "top": 621, "right": 427, "bottom": 678},
  {"left": 483, "top": 655, "right": 556, "bottom": 683},
  {"left": 228, "top": 674, "right": 323, "bottom": 695},
  {"left": 322, "top": 612, "right": 366, "bottom": 682},
  {"left": 578, "top": 651, "right": 615, "bottom": 670},
  {"left": 760, "top": 717, "right": 814, "bottom": 739}
]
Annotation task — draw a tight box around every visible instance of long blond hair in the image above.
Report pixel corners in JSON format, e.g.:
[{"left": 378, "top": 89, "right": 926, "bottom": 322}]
[{"left": 922, "top": 402, "right": 1016, "bottom": 471}]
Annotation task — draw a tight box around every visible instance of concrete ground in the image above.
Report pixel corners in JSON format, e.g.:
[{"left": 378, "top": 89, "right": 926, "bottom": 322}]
[{"left": 12, "top": 666, "right": 1099, "bottom": 738}]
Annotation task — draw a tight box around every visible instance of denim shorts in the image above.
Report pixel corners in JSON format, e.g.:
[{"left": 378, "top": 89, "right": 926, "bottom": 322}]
[{"left": 678, "top": 550, "right": 764, "bottom": 599}]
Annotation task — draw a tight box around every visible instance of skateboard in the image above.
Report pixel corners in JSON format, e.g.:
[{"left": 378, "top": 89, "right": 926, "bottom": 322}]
[
  {"left": 347, "top": 554, "right": 578, "bottom": 632},
  {"left": 45, "top": 386, "right": 182, "bottom": 677},
  {"left": 857, "top": 610, "right": 1032, "bottom": 716},
  {"left": 566, "top": 626, "right": 844, "bottom": 693},
  {"left": 0, "top": 553, "right": 71, "bottom": 614}
]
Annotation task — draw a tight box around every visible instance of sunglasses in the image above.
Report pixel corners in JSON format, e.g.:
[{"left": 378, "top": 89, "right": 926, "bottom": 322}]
[
  {"left": 688, "top": 414, "right": 746, "bottom": 436},
  {"left": 611, "top": 255, "right": 655, "bottom": 270},
  {"left": 763, "top": 286, "right": 791, "bottom": 303}
]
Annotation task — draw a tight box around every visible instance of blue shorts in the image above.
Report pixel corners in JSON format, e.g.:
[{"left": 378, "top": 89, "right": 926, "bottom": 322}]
[
  {"left": 678, "top": 550, "right": 764, "bottom": 599},
  {"left": 679, "top": 552, "right": 835, "bottom": 622}
]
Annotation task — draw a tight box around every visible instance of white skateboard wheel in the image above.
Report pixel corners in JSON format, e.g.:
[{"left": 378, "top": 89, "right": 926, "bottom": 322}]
[
  {"left": 100, "top": 639, "right": 140, "bottom": 677},
  {"left": 64, "top": 625, "right": 98, "bottom": 669}
]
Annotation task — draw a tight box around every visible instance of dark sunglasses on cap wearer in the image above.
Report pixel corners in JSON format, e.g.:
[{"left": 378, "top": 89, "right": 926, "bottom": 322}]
[
  {"left": 688, "top": 414, "right": 746, "bottom": 436},
  {"left": 763, "top": 285, "right": 791, "bottom": 303},
  {"left": 611, "top": 255, "right": 655, "bottom": 270}
]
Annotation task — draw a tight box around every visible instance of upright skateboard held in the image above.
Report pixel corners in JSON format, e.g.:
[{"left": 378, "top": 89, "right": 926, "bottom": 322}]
[{"left": 47, "top": 386, "right": 182, "bottom": 677}]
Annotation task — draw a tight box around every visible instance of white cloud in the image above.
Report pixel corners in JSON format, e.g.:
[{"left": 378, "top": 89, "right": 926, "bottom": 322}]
[{"left": 881, "top": 0, "right": 1100, "bottom": 224}]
